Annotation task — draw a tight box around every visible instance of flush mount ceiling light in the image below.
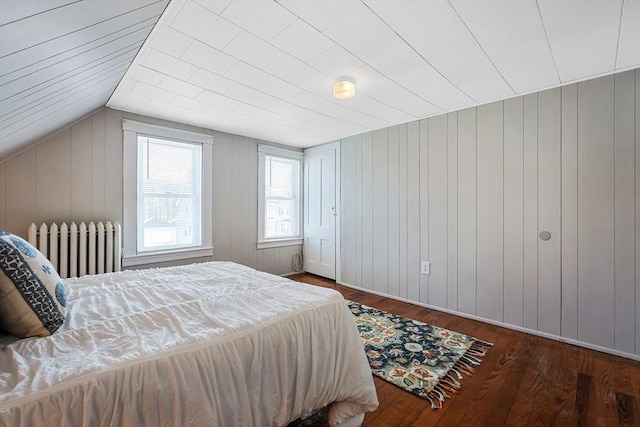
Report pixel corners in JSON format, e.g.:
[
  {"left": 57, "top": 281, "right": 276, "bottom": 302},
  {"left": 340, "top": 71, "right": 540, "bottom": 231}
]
[{"left": 332, "top": 79, "right": 356, "bottom": 100}]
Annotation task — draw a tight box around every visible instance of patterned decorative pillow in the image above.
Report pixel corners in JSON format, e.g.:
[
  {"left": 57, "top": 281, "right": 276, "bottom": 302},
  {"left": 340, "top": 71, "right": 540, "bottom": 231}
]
[{"left": 0, "top": 231, "right": 67, "bottom": 337}]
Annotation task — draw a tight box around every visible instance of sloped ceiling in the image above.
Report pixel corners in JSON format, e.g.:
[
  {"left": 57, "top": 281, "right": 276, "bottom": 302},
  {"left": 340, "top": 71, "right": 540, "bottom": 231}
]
[
  {"left": 2, "top": 1, "right": 639, "bottom": 161},
  {"left": 0, "top": 0, "right": 169, "bottom": 160},
  {"left": 107, "top": 0, "right": 639, "bottom": 148}
]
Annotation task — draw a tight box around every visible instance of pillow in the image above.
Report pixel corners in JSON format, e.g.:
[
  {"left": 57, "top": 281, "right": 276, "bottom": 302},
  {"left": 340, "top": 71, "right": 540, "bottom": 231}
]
[{"left": 0, "top": 231, "right": 67, "bottom": 337}]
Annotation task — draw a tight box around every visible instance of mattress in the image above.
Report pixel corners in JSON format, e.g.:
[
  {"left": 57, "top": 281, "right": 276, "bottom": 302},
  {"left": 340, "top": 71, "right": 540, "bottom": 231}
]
[{"left": 0, "top": 261, "right": 378, "bottom": 426}]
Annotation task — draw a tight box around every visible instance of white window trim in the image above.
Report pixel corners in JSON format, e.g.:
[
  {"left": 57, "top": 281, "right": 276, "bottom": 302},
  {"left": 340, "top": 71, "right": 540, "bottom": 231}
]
[
  {"left": 123, "top": 119, "right": 213, "bottom": 266},
  {"left": 257, "top": 144, "right": 303, "bottom": 250}
]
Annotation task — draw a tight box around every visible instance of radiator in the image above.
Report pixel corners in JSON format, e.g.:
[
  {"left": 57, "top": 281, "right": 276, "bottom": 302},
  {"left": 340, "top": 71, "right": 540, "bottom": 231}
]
[{"left": 27, "top": 221, "right": 122, "bottom": 279}]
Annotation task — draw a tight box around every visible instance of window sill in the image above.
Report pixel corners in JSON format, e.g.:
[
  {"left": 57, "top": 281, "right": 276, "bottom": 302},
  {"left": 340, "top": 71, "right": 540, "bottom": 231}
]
[
  {"left": 122, "top": 246, "right": 214, "bottom": 267},
  {"left": 257, "top": 238, "right": 303, "bottom": 250}
]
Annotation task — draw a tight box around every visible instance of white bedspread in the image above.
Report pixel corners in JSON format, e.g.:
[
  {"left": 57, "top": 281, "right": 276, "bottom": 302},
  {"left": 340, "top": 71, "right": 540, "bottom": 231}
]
[{"left": 0, "top": 262, "right": 378, "bottom": 426}]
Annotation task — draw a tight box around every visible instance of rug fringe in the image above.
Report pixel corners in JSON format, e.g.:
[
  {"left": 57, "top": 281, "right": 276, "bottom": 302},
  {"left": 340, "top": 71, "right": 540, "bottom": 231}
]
[{"left": 424, "top": 338, "right": 493, "bottom": 409}]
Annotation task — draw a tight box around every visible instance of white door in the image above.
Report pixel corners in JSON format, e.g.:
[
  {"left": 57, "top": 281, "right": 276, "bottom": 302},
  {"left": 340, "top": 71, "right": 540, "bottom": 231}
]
[{"left": 303, "top": 143, "right": 339, "bottom": 280}]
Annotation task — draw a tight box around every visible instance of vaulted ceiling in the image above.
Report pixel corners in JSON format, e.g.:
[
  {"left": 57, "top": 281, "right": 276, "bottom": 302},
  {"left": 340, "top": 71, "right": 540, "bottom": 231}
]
[{"left": 1, "top": 0, "right": 639, "bottom": 161}]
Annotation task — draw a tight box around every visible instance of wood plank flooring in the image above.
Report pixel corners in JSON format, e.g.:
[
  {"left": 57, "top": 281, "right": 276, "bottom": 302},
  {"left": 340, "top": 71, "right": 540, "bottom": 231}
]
[{"left": 288, "top": 273, "right": 640, "bottom": 427}]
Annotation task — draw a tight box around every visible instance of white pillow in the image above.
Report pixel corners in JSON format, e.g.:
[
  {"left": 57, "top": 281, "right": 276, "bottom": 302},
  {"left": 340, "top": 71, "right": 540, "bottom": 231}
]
[{"left": 0, "top": 231, "right": 67, "bottom": 337}]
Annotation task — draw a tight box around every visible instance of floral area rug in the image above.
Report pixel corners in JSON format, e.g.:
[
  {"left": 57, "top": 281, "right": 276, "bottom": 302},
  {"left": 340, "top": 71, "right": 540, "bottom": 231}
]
[{"left": 347, "top": 301, "right": 493, "bottom": 409}]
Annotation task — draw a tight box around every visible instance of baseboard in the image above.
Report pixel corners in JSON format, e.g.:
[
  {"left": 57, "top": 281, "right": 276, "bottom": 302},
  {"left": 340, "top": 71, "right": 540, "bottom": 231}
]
[{"left": 337, "top": 280, "right": 640, "bottom": 362}]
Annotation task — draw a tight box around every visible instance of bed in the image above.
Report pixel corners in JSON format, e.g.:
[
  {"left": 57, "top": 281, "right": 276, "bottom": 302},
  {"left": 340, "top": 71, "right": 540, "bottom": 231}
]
[{"left": 0, "top": 261, "right": 378, "bottom": 426}]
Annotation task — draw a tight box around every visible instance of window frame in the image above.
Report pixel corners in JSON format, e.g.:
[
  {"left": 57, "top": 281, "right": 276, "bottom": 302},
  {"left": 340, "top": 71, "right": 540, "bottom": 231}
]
[
  {"left": 123, "top": 119, "right": 213, "bottom": 267},
  {"left": 257, "top": 144, "right": 303, "bottom": 249}
]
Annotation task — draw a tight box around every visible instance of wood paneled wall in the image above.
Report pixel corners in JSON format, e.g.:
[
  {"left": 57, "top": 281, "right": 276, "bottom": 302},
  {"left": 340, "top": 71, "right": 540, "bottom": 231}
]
[
  {"left": 0, "top": 108, "right": 300, "bottom": 276},
  {"left": 340, "top": 69, "right": 639, "bottom": 358}
]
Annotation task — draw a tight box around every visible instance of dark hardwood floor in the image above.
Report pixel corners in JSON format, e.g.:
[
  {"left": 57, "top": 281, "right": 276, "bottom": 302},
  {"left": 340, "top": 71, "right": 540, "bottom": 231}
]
[{"left": 288, "top": 273, "right": 640, "bottom": 427}]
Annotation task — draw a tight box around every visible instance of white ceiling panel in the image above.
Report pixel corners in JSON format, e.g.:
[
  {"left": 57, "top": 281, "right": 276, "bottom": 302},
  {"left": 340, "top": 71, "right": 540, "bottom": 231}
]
[
  {"left": 2, "top": 0, "right": 637, "bottom": 160},
  {"left": 538, "top": 0, "right": 623, "bottom": 82},
  {"left": 270, "top": 20, "right": 333, "bottom": 62},
  {"left": 224, "top": 62, "right": 275, "bottom": 88},
  {"left": 128, "top": 66, "right": 165, "bottom": 86},
  {"left": 366, "top": 0, "right": 515, "bottom": 104},
  {"left": 150, "top": 24, "right": 194, "bottom": 58},
  {"left": 142, "top": 49, "right": 197, "bottom": 80},
  {"left": 616, "top": 0, "right": 640, "bottom": 70},
  {"left": 278, "top": 0, "right": 364, "bottom": 32},
  {"left": 220, "top": 0, "right": 297, "bottom": 40},
  {"left": 450, "top": 0, "right": 559, "bottom": 94},
  {"left": 192, "top": 0, "right": 231, "bottom": 15},
  {"left": 306, "top": 45, "right": 364, "bottom": 78},
  {"left": 264, "top": 54, "right": 317, "bottom": 84},
  {"left": 169, "top": 0, "right": 241, "bottom": 50},
  {"left": 222, "top": 31, "right": 285, "bottom": 69},
  {"left": 187, "top": 68, "right": 238, "bottom": 94},
  {"left": 379, "top": 55, "right": 472, "bottom": 111},
  {"left": 157, "top": 75, "right": 203, "bottom": 99},
  {"left": 181, "top": 40, "right": 238, "bottom": 75},
  {"left": 132, "top": 81, "right": 175, "bottom": 102},
  {"left": 349, "top": 66, "right": 440, "bottom": 118}
]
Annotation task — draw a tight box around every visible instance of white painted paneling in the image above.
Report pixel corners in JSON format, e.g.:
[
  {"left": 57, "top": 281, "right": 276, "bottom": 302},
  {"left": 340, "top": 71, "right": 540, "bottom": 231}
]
[
  {"left": 0, "top": 0, "right": 77, "bottom": 26},
  {"left": 636, "top": 69, "right": 640, "bottom": 356},
  {"left": 91, "top": 111, "right": 106, "bottom": 216},
  {"left": 343, "top": 136, "right": 357, "bottom": 285},
  {"left": 336, "top": 70, "right": 638, "bottom": 359},
  {"left": 0, "top": 163, "right": 6, "bottom": 229},
  {"left": 503, "top": 97, "right": 524, "bottom": 327},
  {"left": 372, "top": 128, "right": 389, "bottom": 294},
  {"left": 387, "top": 126, "right": 400, "bottom": 297},
  {"left": 476, "top": 102, "right": 504, "bottom": 322},
  {"left": 537, "top": 88, "right": 562, "bottom": 336},
  {"left": 428, "top": 115, "right": 448, "bottom": 308},
  {"left": 36, "top": 130, "right": 71, "bottom": 222},
  {"left": 4, "top": 150, "right": 36, "bottom": 235},
  {"left": 398, "top": 124, "right": 408, "bottom": 299},
  {"left": 577, "top": 76, "right": 615, "bottom": 349},
  {"left": 0, "top": 107, "right": 297, "bottom": 276},
  {"left": 70, "top": 118, "right": 93, "bottom": 220},
  {"left": 419, "top": 119, "right": 429, "bottom": 303},
  {"left": 457, "top": 108, "right": 477, "bottom": 315},
  {"left": 360, "top": 132, "right": 374, "bottom": 291},
  {"left": 355, "top": 135, "right": 363, "bottom": 287},
  {"left": 446, "top": 113, "right": 458, "bottom": 310},
  {"left": 103, "top": 108, "right": 123, "bottom": 223},
  {"left": 406, "top": 122, "right": 420, "bottom": 302},
  {"left": 561, "top": 83, "right": 579, "bottom": 341},
  {"left": 614, "top": 71, "right": 636, "bottom": 354},
  {"left": 231, "top": 135, "right": 243, "bottom": 263},
  {"left": 523, "top": 93, "right": 538, "bottom": 330},
  {"left": 0, "top": 1, "right": 166, "bottom": 160}
]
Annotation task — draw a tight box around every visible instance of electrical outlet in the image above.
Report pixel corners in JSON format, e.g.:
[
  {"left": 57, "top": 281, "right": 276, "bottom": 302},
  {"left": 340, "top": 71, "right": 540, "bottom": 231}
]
[{"left": 421, "top": 261, "right": 430, "bottom": 275}]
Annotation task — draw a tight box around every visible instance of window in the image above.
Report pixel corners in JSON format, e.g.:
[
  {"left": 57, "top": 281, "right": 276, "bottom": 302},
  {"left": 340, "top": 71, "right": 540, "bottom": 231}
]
[
  {"left": 257, "top": 145, "right": 302, "bottom": 249},
  {"left": 123, "top": 120, "right": 213, "bottom": 266}
]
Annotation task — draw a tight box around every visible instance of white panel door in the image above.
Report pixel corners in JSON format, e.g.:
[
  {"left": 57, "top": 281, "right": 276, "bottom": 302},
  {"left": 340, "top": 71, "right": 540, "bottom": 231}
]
[{"left": 303, "top": 143, "right": 338, "bottom": 279}]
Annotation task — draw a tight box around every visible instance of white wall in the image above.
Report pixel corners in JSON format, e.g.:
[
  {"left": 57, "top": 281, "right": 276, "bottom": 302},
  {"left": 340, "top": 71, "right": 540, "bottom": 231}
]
[
  {"left": 0, "top": 108, "right": 300, "bottom": 276},
  {"left": 340, "top": 69, "right": 640, "bottom": 358}
]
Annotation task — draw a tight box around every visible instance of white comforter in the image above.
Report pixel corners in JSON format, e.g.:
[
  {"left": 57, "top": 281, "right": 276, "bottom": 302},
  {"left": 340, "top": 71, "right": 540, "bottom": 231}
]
[{"left": 0, "top": 262, "right": 378, "bottom": 427}]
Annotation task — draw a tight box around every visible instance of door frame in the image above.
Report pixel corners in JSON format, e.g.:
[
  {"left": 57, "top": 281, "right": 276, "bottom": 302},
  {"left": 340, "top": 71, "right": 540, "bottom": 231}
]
[{"left": 303, "top": 141, "right": 341, "bottom": 282}]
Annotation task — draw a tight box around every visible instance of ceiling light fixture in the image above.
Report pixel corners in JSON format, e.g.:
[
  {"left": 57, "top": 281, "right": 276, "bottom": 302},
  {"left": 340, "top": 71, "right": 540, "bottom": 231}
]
[{"left": 333, "top": 79, "right": 356, "bottom": 100}]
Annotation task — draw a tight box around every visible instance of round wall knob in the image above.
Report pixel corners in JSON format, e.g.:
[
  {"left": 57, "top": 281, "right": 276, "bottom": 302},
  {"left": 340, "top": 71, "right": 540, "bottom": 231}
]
[{"left": 539, "top": 231, "right": 551, "bottom": 241}]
